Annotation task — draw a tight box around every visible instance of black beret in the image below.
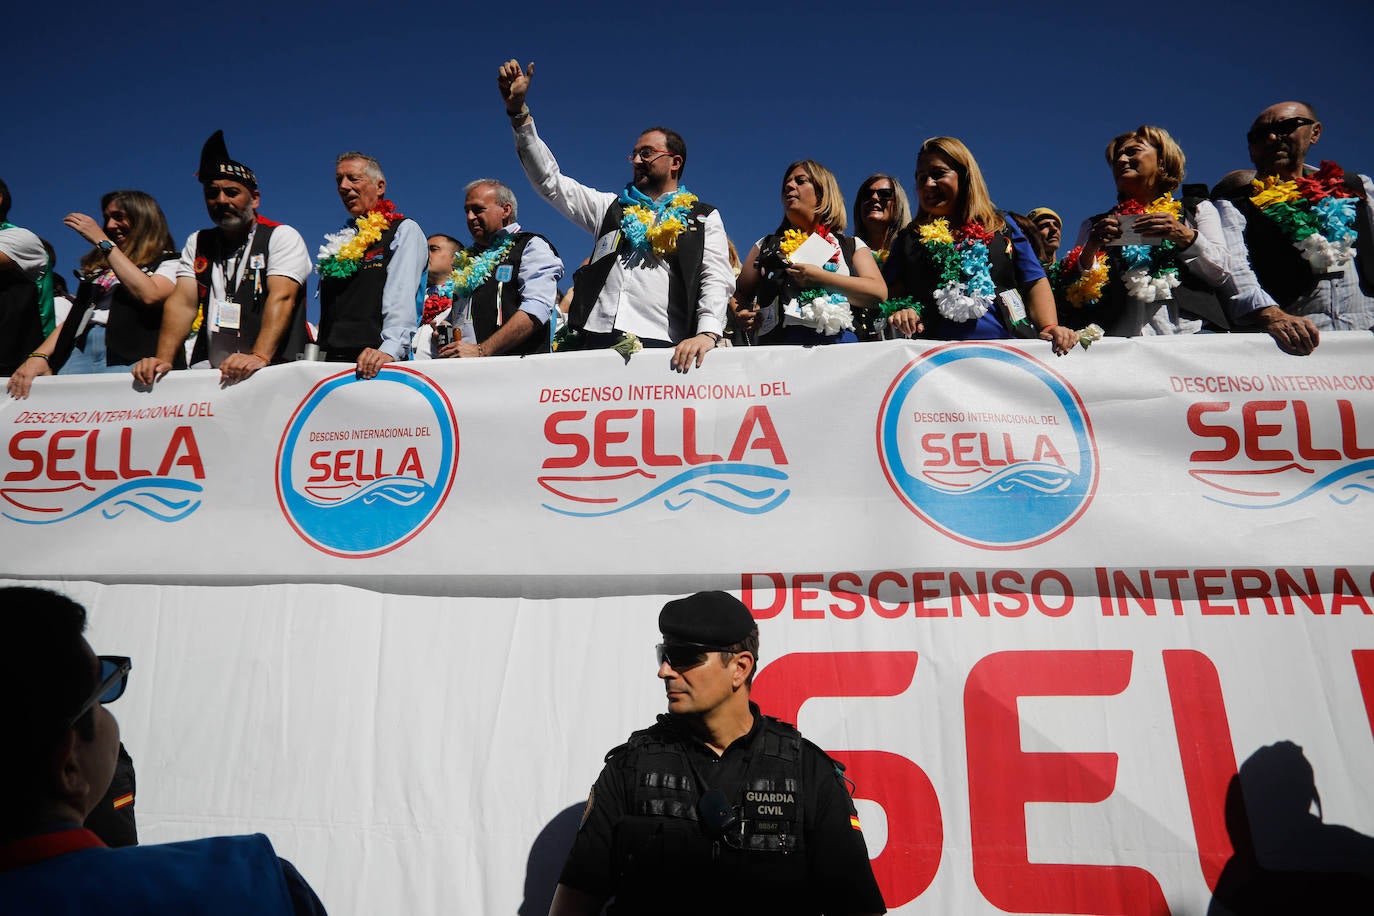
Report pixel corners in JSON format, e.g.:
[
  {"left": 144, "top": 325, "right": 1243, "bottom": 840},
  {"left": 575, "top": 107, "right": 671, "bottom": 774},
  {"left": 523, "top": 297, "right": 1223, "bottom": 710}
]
[{"left": 659, "top": 591, "right": 755, "bottom": 647}]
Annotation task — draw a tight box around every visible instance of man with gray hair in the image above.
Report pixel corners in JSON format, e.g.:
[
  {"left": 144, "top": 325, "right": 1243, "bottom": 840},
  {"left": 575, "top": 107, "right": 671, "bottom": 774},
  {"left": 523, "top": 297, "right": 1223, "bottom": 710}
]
[
  {"left": 418, "top": 178, "right": 562, "bottom": 358},
  {"left": 316, "top": 151, "right": 424, "bottom": 377}
]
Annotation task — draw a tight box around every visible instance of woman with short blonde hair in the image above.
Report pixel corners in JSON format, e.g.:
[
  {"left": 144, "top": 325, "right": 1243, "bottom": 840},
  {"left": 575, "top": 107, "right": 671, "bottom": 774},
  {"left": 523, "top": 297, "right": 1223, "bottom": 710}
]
[
  {"left": 1056, "top": 124, "right": 1235, "bottom": 336},
  {"left": 732, "top": 159, "right": 886, "bottom": 345}
]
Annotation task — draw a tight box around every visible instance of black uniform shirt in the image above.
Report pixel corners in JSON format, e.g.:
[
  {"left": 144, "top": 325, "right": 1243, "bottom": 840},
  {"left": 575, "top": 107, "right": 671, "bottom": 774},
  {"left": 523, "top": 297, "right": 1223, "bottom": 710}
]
[{"left": 560, "top": 703, "right": 887, "bottom": 915}]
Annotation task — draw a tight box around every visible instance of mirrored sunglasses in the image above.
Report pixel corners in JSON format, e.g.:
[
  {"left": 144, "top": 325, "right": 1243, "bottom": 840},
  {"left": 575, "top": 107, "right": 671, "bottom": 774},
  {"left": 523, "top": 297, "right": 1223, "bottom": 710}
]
[{"left": 655, "top": 642, "right": 729, "bottom": 672}]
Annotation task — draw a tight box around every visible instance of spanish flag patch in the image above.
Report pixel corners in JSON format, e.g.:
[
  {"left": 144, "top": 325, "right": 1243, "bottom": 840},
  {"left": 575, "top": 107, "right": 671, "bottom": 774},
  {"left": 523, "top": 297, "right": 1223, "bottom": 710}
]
[
  {"left": 849, "top": 814, "right": 862, "bottom": 830},
  {"left": 113, "top": 793, "right": 134, "bottom": 810}
]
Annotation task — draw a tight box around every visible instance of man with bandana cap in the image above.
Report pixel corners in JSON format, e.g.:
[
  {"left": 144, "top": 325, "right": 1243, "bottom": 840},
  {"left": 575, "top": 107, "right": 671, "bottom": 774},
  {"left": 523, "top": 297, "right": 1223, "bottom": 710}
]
[
  {"left": 549, "top": 591, "right": 887, "bottom": 916},
  {"left": 131, "top": 131, "right": 311, "bottom": 385}
]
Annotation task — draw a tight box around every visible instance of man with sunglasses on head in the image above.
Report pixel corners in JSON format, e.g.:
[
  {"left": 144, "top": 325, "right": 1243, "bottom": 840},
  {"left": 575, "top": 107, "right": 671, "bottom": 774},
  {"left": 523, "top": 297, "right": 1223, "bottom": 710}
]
[
  {"left": 498, "top": 60, "right": 734, "bottom": 374},
  {"left": 0, "top": 587, "right": 327, "bottom": 915},
  {"left": 1212, "top": 101, "right": 1374, "bottom": 355},
  {"left": 549, "top": 591, "right": 886, "bottom": 916}
]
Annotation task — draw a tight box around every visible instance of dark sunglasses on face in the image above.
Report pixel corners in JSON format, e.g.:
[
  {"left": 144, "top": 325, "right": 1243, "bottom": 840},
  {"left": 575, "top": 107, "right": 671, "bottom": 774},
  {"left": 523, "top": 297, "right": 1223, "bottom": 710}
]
[
  {"left": 656, "top": 642, "right": 731, "bottom": 672},
  {"left": 863, "top": 188, "right": 896, "bottom": 202},
  {"left": 66, "top": 656, "right": 132, "bottom": 730},
  {"left": 1247, "top": 117, "right": 1315, "bottom": 144}
]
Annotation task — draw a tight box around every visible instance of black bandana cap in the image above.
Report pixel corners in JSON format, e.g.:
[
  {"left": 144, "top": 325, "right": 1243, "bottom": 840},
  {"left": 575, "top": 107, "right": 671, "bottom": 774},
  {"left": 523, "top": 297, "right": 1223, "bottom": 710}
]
[{"left": 197, "top": 130, "right": 257, "bottom": 190}]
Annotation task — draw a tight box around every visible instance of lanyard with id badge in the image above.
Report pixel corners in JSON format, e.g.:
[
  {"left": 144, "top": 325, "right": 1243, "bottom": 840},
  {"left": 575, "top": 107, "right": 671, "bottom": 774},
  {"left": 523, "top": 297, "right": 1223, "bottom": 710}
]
[
  {"left": 210, "top": 230, "right": 264, "bottom": 365},
  {"left": 494, "top": 263, "right": 514, "bottom": 326}
]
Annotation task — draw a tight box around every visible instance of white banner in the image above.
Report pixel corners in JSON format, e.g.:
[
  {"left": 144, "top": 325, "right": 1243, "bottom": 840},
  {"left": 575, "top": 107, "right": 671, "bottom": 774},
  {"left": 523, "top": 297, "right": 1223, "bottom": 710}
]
[{"left": 5, "top": 335, "right": 1374, "bottom": 914}]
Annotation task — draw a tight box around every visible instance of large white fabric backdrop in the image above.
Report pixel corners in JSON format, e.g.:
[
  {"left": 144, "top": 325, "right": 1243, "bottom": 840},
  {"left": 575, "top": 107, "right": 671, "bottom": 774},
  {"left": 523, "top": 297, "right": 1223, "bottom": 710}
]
[{"left": 6, "top": 335, "right": 1374, "bottom": 914}]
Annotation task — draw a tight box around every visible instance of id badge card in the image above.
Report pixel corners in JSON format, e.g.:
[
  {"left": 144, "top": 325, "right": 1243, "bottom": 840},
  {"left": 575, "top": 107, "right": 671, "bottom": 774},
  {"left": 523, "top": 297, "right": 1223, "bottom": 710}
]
[
  {"left": 999, "top": 289, "right": 1027, "bottom": 325},
  {"left": 495, "top": 264, "right": 514, "bottom": 283},
  {"left": 217, "top": 298, "right": 242, "bottom": 331},
  {"left": 592, "top": 230, "right": 621, "bottom": 264},
  {"left": 759, "top": 301, "right": 781, "bottom": 337},
  {"left": 249, "top": 254, "right": 266, "bottom": 270}
]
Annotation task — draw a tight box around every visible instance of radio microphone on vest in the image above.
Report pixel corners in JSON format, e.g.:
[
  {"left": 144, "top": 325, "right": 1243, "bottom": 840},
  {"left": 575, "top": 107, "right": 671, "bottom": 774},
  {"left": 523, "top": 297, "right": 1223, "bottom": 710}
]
[{"left": 697, "top": 789, "right": 738, "bottom": 838}]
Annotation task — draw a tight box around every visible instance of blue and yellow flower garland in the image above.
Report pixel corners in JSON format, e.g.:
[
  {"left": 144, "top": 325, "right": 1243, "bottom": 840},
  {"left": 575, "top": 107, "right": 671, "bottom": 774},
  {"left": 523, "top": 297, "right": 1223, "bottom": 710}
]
[
  {"left": 618, "top": 185, "right": 698, "bottom": 257},
  {"left": 448, "top": 236, "right": 516, "bottom": 298}
]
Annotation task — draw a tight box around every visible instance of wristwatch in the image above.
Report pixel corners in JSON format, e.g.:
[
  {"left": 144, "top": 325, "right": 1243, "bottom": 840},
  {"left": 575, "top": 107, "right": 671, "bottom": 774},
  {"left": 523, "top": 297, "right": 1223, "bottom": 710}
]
[{"left": 96, "top": 240, "right": 114, "bottom": 254}]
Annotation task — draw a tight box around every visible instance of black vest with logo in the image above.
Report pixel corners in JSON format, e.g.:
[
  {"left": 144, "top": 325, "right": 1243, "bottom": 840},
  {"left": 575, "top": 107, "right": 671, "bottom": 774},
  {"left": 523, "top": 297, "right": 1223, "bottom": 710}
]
[
  {"left": 1074, "top": 186, "right": 1231, "bottom": 334},
  {"left": 190, "top": 223, "right": 308, "bottom": 365},
  {"left": 318, "top": 221, "right": 401, "bottom": 352},
  {"left": 752, "top": 227, "right": 860, "bottom": 345},
  {"left": 605, "top": 714, "right": 812, "bottom": 914},
  {"left": 467, "top": 231, "right": 557, "bottom": 356},
  {"left": 1228, "top": 172, "right": 1374, "bottom": 308},
  {"left": 0, "top": 263, "right": 43, "bottom": 376},
  {"left": 883, "top": 217, "right": 1035, "bottom": 340},
  {"left": 51, "top": 254, "right": 182, "bottom": 371},
  {"left": 568, "top": 198, "right": 716, "bottom": 342}
]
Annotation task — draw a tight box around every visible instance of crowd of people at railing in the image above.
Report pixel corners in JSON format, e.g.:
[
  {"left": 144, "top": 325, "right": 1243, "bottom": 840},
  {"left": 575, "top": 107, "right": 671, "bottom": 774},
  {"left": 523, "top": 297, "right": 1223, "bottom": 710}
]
[{"left": 3, "top": 60, "right": 1370, "bottom": 404}]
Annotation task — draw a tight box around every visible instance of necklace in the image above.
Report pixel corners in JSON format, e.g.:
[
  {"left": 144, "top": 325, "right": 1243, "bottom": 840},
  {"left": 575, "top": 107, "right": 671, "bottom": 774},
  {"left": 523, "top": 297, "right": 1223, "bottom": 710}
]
[
  {"left": 422, "top": 279, "right": 455, "bottom": 324},
  {"left": 449, "top": 236, "right": 516, "bottom": 298},
  {"left": 1250, "top": 161, "right": 1359, "bottom": 275},
  {"left": 619, "top": 185, "right": 699, "bottom": 257},
  {"left": 1060, "top": 195, "right": 1183, "bottom": 306},
  {"left": 316, "top": 200, "right": 405, "bottom": 279}
]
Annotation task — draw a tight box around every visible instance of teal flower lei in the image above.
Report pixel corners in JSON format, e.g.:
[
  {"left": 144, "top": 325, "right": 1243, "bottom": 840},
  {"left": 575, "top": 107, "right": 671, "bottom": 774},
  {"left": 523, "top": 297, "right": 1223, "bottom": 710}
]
[
  {"left": 449, "top": 236, "right": 516, "bottom": 298},
  {"left": 618, "top": 185, "right": 699, "bottom": 257}
]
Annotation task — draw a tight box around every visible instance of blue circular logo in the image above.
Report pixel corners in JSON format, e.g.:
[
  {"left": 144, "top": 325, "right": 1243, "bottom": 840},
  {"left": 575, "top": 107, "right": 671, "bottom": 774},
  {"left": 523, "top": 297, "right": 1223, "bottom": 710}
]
[
  {"left": 877, "top": 345, "right": 1097, "bottom": 549},
  {"left": 276, "top": 367, "right": 457, "bottom": 557}
]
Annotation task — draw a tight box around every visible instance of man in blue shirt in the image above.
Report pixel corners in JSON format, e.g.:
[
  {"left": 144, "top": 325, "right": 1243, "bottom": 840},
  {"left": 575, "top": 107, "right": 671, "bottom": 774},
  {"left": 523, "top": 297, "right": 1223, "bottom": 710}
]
[
  {"left": 418, "top": 179, "right": 563, "bottom": 359},
  {"left": 0, "top": 587, "right": 327, "bottom": 915}
]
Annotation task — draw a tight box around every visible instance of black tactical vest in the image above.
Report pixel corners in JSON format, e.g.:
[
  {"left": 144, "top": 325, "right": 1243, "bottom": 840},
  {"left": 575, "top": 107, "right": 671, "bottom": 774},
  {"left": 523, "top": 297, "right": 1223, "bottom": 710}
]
[{"left": 605, "top": 715, "right": 813, "bottom": 914}]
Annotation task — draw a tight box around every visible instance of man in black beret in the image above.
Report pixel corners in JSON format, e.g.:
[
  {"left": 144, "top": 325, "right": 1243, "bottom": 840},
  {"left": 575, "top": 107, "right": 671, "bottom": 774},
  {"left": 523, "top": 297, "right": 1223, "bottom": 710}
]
[{"left": 549, "top": 591, "right": 886, "bottom": 915}]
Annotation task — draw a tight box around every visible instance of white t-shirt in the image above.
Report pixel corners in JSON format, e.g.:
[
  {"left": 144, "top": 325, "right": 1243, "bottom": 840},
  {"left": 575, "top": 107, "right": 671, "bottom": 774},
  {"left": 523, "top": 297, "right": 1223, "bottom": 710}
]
[
  {"left": 0, "top": 225, "right": 47, "bottom": 281},
  {"left": 177, "top": 224, "right": 311, "bottom": 363}
]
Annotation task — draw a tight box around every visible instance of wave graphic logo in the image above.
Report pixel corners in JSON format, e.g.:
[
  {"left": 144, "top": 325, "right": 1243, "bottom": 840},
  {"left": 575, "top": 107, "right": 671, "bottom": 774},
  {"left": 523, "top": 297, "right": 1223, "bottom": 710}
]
[
  {"left": 2, "top": 424, "right": 207, "bottom": 526},
  {"left": 1187, "top": 398, "right": 1374, "bottom": 509},
  {"left": 877, "top": 344, "right": 1098, "bottom": 549},
  {"left": 540, "top": 463, "right": 790, "bottom": 517},
  {"left": 276, "top": 367, "right": 457, "bottom": 557},
  {"left": 2, "top": 478, "right": 202, "bottom": 524},
  {"left": 537, "top": 405, "right": 791, "bottom": 517}
]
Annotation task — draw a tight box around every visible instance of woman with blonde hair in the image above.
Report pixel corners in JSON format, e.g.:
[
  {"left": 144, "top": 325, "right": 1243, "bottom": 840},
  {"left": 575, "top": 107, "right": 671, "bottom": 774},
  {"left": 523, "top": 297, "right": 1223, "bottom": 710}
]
[
  {"left": 732, "top": 159, "right": 886, "bottom": 345},
  {"left": 1055, "top": 125, "right": 1234, "bottom": 336},
  {"left": 882, "top": 137, "right": 1075, "bottom": 353},
  {"left": 8, "top": 190, "right": 178, "bottom": 396}
]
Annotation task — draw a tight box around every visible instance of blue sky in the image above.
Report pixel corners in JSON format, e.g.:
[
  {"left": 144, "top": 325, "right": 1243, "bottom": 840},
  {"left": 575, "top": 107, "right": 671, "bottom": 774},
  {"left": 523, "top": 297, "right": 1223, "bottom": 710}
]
[{"left": 8, "top": 0, "right": 1373, "bottom": 323}]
